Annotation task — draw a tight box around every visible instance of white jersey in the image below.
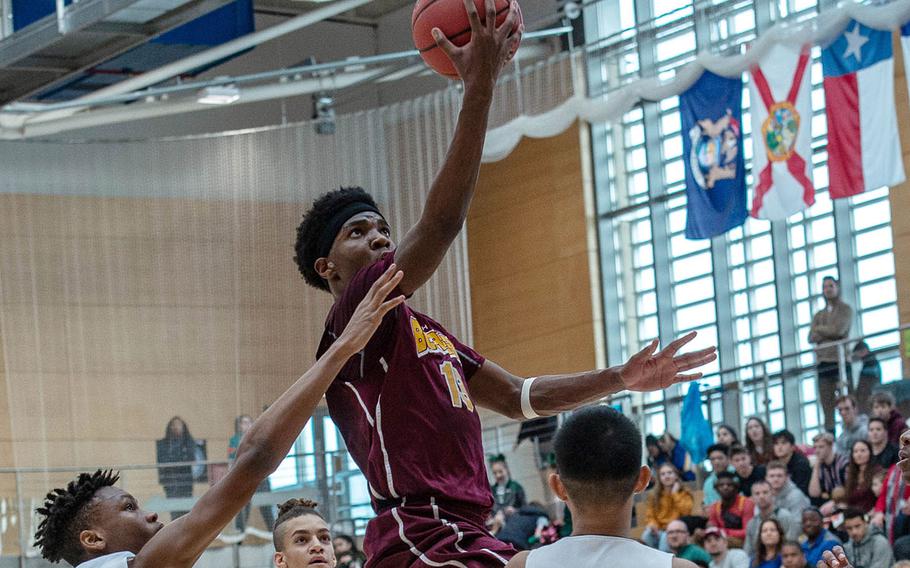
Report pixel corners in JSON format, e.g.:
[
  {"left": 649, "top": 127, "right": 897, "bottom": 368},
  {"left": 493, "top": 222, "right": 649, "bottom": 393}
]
[
  {"left": 526, "top": 535, "right": 673, "bottom": 568},
  {"left": 77, "top": 551, "right": 135, "bottom": 568}
]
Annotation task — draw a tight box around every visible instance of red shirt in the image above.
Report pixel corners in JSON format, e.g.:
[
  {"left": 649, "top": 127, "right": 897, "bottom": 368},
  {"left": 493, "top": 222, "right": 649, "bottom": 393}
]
[
  {"left": 708, "top": 494, "right": 754, "bottom": 540},
  {"left": 316, "top": 254, "right": 492, "bottom": 511}
]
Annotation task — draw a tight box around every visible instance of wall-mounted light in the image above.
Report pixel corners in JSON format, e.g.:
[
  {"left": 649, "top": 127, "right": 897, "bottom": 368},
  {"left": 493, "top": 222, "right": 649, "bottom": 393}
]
[{"left": 197, "top": 85, "right": 240, "bottom": 105}]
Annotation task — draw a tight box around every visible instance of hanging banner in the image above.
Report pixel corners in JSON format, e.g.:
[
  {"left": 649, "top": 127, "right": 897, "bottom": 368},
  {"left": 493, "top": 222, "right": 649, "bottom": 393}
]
[
  {"left": 822, "top": 20, "right": 905, "bottom": 199},
  {"left": 749, "top": 44, "right": 815, "bottom": 220},
  {"left": 680, "top": 71, "right": 747, "bottom": 240}
]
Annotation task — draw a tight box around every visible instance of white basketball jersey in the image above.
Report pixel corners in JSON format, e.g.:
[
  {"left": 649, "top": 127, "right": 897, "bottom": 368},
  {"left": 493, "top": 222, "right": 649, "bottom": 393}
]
[
  {"left": 77, "top": 551, "right": 135, "bottom": 568},
  {"left": 527, "top": 535, "right": 673, "bottom": 568}
]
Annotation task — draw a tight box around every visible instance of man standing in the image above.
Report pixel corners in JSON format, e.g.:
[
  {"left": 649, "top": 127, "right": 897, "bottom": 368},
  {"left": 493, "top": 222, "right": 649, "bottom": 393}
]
[
  {"left": 703, "top": 444, "right": 734, "bottom": 507},
  {"left": 667, "top": 519, "right": 712, "bottom": 567},
  {"left": 706, "top": 473, "right": 753, "bottom": 548},
  {"left": 800, "top": 508, "right": 841, "bottom": 566},
  {"left": 744, "top": 480, "right": 801, "bottom": 554},
  {"left": 851, "top": 341, "right": 881, "bottom": 413},
  {"left": 834, "top": 396, "right": 868, "bottom": 457},
  {"left": 842, "top": 508, "right": 893, "bottom": 568},
  {"left": 731, "top": 445, "right": 765, "bottom": 497},
  {"left": 809, "top": 276, "right": 853, "bottom": 432},
  {"left": 772, "top": 431, "right": 812, "bottom": 496},
  {"left": 809, "top": 433, "right": 848, "bottom": 507},
  {"left": 765, "top": 463, "right": 810, "bottom": 518},
  {"left": 703, "top": 528, "right": 748, "bottom": 568}
]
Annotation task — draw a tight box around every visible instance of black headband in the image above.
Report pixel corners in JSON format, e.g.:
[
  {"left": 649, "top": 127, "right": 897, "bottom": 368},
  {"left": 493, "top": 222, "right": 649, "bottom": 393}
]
[{"left": 315, "top": 201, "right": 383, "bottom": 260}]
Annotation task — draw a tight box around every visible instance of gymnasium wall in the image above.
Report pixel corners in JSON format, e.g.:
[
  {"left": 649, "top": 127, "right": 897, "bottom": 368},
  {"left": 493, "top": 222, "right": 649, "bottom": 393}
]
[
  {"left": 467, "top": 124, "right": 598, "bottom": 504},
  {"left": 892, "top": 34, "right": 910, "bottom": 379}
]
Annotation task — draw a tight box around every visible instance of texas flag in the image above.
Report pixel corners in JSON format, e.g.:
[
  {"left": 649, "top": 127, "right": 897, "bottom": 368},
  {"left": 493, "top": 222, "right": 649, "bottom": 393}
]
[{"left": 822, "top": 20, "right": 905, "bottom": 199}]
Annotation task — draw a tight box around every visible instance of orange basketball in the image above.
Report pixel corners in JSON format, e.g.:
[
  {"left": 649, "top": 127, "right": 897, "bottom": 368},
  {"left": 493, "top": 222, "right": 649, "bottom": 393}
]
[{"left": 412, "top": 0, "right": 522, "bottom": 79}]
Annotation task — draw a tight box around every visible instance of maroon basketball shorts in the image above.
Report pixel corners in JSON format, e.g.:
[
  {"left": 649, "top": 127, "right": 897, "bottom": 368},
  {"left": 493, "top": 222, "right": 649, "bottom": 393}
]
[{"left": 364, "top": 500, "right": 517, "bottom": 567}]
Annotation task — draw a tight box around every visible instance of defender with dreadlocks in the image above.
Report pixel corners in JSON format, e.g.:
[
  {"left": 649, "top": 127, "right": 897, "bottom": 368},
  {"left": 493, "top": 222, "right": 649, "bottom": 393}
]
[
  {"left": 34, "top": 266, "right": 406, "bottom": 568},
  {"left": 295, "top": 1, "right": 716, "bottom": 566}
]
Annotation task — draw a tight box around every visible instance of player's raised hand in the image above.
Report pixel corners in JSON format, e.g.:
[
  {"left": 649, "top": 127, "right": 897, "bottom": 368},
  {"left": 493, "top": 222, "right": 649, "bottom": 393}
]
[
  {"left": 336, "top": 264, "right": 405, "bottom": 355},
  {"left": 431, "top": 0, "right": 522, "bottom": 92},
  {"left": 817, "top": 546, "right": 851, "bottom": 568},
  {"left": 617, "top": 331, "right": 717, "bottom": 392}
]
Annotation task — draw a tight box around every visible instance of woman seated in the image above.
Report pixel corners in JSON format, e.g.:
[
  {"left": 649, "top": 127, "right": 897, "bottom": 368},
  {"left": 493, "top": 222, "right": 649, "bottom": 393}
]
[
  {"left": 642, "top": 463, "right": 695, "bottom": 551},
  {"left": 752, "top": 518, "right": 784, "bottom": 568},
  {"left": 844, "top": 440, "right": 881, "bottom": 514}
]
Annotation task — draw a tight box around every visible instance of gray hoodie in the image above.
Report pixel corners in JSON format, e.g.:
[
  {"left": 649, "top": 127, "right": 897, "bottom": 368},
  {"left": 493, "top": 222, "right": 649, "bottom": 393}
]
[
  {"left": 774, "top": 480, "right": 810, "bottom": 517},
  {"left": 844, "top": 530, "right": 893, "bottom": 568}
]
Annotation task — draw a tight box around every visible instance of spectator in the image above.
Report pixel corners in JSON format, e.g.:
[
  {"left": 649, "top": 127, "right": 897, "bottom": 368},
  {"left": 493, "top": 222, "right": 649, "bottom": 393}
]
[
  {"left": 786, "top": 541, "right": 816, "bottom": 568},
  {"left": 871, "top": 392, "right": 907, "bottom": 447},
  {"left": 732, "top": 445, "right": 766, "bottom": 498},
  {"left": 643, "top": 463, "right": 695, "bottom": 550},
  {"left": 717, "top": 425, "right": 740, "bottom": 448},
  {"left": 496, "top": 501, "right": 551, "bottom": 551},
  {"left": 800, "top": 508, "right": 841, "bottom": 566},
  {"left": 809, "top": 432, "right": 848, "bottom": 509},
  {"left": 851, "top": 342, "right": 881, "bottom": 413},
  {"left": 704, "top": 527, "right": 749, "bottom": 568},
  {"left": 808, "top": 275, "right": 853, "bottom": 432},
  {"left": 491, "top": 454, "right": 526, "bottom": 516},
  {"left": 744, "top": 481, "right": 801, "bottom": 554},
  {"left": 707, "top": 472, "right": 753, "bottom": 548},
  {"left": 834, "top": 396, "right": 868, "bottom": 457},
  {"left": 504, "top": 406, "right": 683, "bottom": 568},
  {"left": 872, "top": 463, "right": 910, "bottom": 544},
  {"left": 667, "top": 519, "right": 713, "bottom": 567},
  {"left": 745, "top": 418, "right": 775, "bottom": 466},
  {"left": 704, "top": 444, "right": 735, "bottom": 507},
  {"left": 659, "top": 432, "right": 697, "bottom": 482},
  {"left": 780, "top": 541, "right": 810, "bottom": 568},
  {"left": 842, "top": 508, "right": 893, "bottom": 568},
  {"left": 765, "top": 461, "right": 810, "bottom": 518},
  {"left": 229, "top": 414, "right": 275, "bottom": 532},
  {"left": 155, "top": 416, "right": 197, "bottom": 520},
  {"left": 333, "top": 534, "right": 366, "bottom": 568},
  {"left": 844, "top": 440, "right": 880, "bottom": 513},
  {"left": 772, "top": 431, "right": 811, "bottom": 496},
  {"left": 647, "top": 434, "right": 670, "bottom": 471},
  {"left": 752, "top": 518, "right": 785, "bottom": 568},
  {"left": 867, "top": 417, "right": 899, "bottom": 469}
]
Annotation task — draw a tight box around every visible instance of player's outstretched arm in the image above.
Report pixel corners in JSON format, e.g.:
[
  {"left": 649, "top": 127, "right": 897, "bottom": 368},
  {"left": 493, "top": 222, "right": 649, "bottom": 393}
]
[
  {"left": 132, "top": 266, "right": 405, "bottom": 568},
  {"left": 392, "top": 0, "right": 521, "bottom": 296},
  {"left": 470, "top": 331, "right": 717, "bottom": 420}
]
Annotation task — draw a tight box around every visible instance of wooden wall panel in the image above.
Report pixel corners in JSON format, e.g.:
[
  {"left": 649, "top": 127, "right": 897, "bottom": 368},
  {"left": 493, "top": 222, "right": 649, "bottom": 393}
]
[
  {"left": 892, "top": 35, "right": 910, "bottom": 378},
  {"left": 467, "top": 125, "right": 597, "bottom": 502}
]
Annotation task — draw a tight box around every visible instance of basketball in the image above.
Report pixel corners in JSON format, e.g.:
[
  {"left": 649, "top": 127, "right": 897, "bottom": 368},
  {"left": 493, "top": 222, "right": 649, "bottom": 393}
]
[{"left": 411, "top": 0, "right": 522, "bottom": 79}]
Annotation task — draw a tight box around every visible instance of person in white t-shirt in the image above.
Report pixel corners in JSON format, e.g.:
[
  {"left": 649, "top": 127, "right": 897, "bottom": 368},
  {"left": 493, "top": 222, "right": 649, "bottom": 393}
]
[
  {"left": 505, "top": 405, "right": 698, "bottom": 568},
  {"left": 32, "top": 267, "right": 406, "bottom": 568}
]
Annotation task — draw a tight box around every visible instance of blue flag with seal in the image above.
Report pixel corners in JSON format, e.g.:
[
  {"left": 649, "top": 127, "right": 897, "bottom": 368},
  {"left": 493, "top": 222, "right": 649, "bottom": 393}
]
[
  {"left": 680, "top": 70, "right": 747, "bottom": 239},
  {"left": 680, "top": 381, "right": 713, "bottom": 462}
]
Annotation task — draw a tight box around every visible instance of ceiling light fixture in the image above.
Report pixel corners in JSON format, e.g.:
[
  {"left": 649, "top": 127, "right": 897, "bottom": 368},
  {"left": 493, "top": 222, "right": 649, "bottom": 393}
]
[{"left": 197, "top": 85, "right": 240, "bottom": 105}]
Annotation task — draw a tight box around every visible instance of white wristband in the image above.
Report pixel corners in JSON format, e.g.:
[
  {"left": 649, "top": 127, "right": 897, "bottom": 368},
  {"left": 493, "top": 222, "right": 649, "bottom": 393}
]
[{"left": 520, "top": 377, "right": 540, "bottom": 420}]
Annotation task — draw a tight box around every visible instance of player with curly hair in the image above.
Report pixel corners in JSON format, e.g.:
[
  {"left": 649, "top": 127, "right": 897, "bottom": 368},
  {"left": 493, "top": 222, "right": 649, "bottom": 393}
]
[{"left": 33, "top": 267, "right": 406, "bottom": 568}]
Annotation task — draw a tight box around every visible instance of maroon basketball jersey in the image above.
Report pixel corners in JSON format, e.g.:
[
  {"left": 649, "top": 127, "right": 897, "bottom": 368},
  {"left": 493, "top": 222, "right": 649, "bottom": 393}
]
[{"left": 316, "top": 253, "right": 493, "bottom": 511}]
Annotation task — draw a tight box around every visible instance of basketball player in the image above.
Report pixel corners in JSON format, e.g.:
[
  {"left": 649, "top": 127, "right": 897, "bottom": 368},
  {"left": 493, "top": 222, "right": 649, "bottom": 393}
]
[
  {"left": 505, "top": 405, "right": 697, "bottom": 568},
  {"left": 294, "top": 1, "right": 716, "bottom": 566},
  {"left": 271, "top": 499, "right": 336, "bottom": 568},
  {"left": 33, "top": 267, "right": 406, "bottom": 568}
]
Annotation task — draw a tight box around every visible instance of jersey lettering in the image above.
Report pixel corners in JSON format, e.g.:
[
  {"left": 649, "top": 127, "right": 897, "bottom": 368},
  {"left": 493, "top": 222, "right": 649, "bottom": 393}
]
[
  {"left": 440, "top": 360, "right": 474, "bottom": 412},
  {"left": 411, "top": 317, "right": 457, "bottom": 358}
]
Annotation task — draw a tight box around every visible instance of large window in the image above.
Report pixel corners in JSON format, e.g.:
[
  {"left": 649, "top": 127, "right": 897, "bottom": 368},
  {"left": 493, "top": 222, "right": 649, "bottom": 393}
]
[{"left": 589, "top": 0, "right": 902, "bottom": 443}]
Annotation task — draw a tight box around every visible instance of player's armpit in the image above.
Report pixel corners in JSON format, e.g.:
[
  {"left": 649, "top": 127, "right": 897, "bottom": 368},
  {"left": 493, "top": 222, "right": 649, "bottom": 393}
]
[
  {"left": 468, "top": 360, "right": 525, "bottom": 420},
  {"left": 671, "top": 558, "right": 701, "bottom": 568}
]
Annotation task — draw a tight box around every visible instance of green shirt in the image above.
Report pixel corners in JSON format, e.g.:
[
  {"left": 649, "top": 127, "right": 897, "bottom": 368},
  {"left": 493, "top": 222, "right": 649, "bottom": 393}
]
[{"left": 677, "top": 543, "right": 712, "bottom": 567}]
